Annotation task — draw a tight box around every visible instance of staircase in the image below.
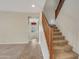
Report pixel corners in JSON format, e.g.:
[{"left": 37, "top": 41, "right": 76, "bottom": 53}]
[{"left": 52, "top": 25, "right": 78, "bottom": 59}]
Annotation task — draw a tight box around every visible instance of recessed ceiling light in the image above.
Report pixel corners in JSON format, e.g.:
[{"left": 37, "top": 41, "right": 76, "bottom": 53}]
[{"left": 32, "top": 4, "right": 35, "bottom": 8}]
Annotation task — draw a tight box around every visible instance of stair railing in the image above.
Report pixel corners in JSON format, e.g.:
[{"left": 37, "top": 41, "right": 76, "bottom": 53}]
[{"left": 42, "top": 13, "right": 54, "bottom": 59}]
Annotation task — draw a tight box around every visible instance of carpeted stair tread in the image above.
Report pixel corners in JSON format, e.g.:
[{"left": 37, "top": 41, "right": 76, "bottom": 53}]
[
  {"left": 53, "top": 45, "right": 72, "bottom": 52},
  {"left": 53, "top": 36, "right": 64, "bottom": 40},
  {"left": 53, "top": 40, "right": 68, "bottom": 46},
  {"left": 53, "top": 32, "right": 62, "bottom": 35},
  {"left": 53, "top": 39, "right": 68, "bottom": 44},
  {"left": 53, "top": 26, "right": 58, "bottom": 29},
  {"left": 54, "top": 52, "right": 78, "bottom": 59},
  {"left": 54, "top": 29, "right": 60, "bottom": 32}
]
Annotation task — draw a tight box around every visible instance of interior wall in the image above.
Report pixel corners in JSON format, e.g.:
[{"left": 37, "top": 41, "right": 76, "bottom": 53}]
[
  {"left": 0, "top": 11, "right": 39, "bottom": 44},
  {"left": 43, "top": 0, "right": 59, "bottom": 25},
  {"left": 56, "top": 0, "right": 79, "bottom": 54}
]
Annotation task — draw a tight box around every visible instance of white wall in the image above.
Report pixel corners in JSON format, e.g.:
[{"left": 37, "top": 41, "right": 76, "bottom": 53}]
[
  {"left": 43, "top": 0, "right": 59, "bottom": 25},
  {"left": 0, "top": 11, "right": 39, "bottom": 44},
  {"left": 56, "top": 0, "right": 79, "bottom": 54}
]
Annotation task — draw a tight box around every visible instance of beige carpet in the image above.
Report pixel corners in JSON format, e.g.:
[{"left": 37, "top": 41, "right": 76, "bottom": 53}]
[{"left": 53, "top": 25, "right": 78, "bottom": 59}]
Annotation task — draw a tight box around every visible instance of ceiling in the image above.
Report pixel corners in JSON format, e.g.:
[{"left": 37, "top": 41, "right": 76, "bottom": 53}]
[{"left": 0, "top": 0, "right": 46, "bottom": 13}]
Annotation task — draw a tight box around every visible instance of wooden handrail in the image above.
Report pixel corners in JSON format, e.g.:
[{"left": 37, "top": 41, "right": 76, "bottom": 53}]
[
  {"left": 55, "top": 0, "right": 65, "bottom": 19},
  {"left": 42, "top": 13, "right": 54, "bottom": 59}
]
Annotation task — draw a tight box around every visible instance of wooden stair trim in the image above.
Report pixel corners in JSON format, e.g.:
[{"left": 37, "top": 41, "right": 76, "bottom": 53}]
[{"left": 42, "top": 13, "right": 54, "bottom": 59}]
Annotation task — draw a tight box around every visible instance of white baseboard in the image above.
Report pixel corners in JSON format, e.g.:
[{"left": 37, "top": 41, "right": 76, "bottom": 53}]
[{"left": 0, "top": 42, "right": 29, "bottom": 44}]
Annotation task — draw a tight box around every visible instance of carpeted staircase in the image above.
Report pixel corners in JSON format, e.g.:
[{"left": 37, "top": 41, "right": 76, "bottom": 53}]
[{"left": 52, "top": 25, "right": 78, "bottom": 59}]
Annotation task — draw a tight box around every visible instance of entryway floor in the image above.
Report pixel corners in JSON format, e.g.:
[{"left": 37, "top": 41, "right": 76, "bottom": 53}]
[{"left": 0, "top": 42, "right": 43, "bottom": 59}]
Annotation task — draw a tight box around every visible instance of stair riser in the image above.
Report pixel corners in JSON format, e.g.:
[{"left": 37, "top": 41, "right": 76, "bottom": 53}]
[
  {"left": 53, "top": 37, "right": 64, "bottom": 40},
  {"left": 53, "top": 38, "right": 64, "bottom": 40},
  {"left": 53, "top": 42, "right": 68, "bottom": 46},
  {"left": 53, "top": 27, "right": 58, "bottom": 29},
  {"left": 54, "top": 30, "right": 60, "bottom": 32},
  {"left": 54, "top": 49, "right": 72, "bottom": 53},
  {"left": 53, "top": 33, "right": 62, "bottom": 35}
]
